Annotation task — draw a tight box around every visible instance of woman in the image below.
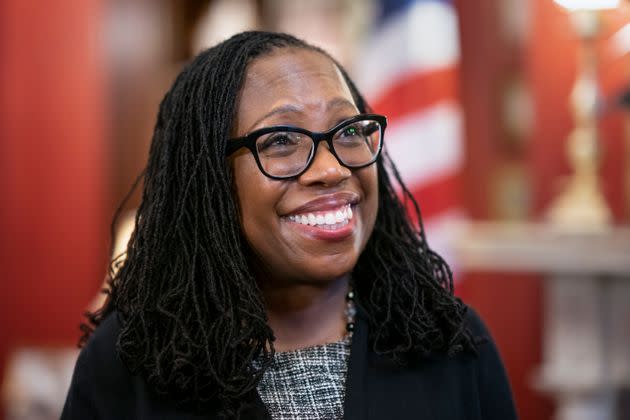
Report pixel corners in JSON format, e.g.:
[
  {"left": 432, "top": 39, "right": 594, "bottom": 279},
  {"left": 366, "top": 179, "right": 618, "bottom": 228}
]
[{"left": 62, "top": 31, "right": 517, "bottom": 419}]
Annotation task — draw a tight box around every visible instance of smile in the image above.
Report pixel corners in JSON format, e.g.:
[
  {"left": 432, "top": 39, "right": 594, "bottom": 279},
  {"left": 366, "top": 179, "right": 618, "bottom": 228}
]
[{"left": 286, "top": 204, "right": 353, "bottom": 228}]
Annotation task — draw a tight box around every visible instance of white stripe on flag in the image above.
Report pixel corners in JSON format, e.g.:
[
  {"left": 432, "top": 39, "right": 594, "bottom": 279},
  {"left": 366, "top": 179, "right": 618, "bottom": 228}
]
[
  {"left": 384, "top": 102, "right": 463, "bottom": 188},
  {"left": 356, "top": 1, "right": 460, "bottom": 100},
  {"left": 423, "top": 208, "right": 467, "bottom": 276}
]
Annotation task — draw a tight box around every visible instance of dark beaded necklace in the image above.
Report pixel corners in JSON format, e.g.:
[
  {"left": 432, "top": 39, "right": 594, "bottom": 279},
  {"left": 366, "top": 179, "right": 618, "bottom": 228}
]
[{"left": 345, "top": 289, "right": 356, "bottom": 338}]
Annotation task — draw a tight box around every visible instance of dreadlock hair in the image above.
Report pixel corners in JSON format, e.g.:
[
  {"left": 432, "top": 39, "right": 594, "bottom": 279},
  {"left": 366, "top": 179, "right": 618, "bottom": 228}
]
[{"left": 83, "top": 31, "right": 476, "bottom": 415}]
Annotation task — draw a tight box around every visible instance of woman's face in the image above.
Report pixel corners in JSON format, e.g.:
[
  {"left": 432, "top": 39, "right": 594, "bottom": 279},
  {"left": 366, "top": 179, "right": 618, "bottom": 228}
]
[{"left": 230, "top": 48, "right": 378, "bottom": 285}]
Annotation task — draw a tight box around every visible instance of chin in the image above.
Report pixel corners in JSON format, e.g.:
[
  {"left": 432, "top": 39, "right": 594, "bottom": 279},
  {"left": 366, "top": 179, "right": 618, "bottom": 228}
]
[{"left": 302, "top": 255, "right": 357, "bottom": 283}]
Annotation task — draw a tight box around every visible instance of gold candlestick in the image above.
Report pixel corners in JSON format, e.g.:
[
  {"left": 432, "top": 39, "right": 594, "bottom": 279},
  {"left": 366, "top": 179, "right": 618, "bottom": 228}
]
[{"left": 547, "top": 6, "right": 615, "bottom": 231}]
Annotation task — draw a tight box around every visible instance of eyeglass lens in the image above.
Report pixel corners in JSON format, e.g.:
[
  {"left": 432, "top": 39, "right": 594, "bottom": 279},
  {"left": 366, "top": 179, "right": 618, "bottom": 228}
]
[{"left": 254, "top": 119, "right": 383, "bottom": 178}]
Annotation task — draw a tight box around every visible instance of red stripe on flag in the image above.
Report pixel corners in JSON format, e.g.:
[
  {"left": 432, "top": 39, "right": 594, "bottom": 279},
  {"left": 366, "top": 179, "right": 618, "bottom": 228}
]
[
  {"left": 402, "top": 172, "right": 461, "bottom": 223},
  {"left": 369, "top": 67, "right": 459, "bottom": 121}
]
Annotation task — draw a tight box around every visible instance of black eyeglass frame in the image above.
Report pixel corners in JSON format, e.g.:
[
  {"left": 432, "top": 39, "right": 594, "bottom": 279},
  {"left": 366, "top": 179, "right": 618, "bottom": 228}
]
[{"left": 225, "top": 113, "right": 387, "bottom": 180}]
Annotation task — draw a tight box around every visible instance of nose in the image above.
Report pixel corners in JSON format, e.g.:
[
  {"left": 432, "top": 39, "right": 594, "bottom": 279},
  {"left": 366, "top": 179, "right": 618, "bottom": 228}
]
[{"left": 298, "top": 143, "right": 351, "bottom": 187}]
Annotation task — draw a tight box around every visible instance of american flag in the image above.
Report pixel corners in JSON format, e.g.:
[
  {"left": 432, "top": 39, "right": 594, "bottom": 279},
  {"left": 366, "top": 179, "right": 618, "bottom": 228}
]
[{"left": 355, "top": 0, "right": 464, "bottom": 266}]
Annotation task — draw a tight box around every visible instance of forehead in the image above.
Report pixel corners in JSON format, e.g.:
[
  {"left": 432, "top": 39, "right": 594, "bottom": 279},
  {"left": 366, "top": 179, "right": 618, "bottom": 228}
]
[
  {"left": 235, "top": 48, "right": 356, "bottom": 132},
  {"left": 243, "top": 47, "right": 348, "bottom": 90}
]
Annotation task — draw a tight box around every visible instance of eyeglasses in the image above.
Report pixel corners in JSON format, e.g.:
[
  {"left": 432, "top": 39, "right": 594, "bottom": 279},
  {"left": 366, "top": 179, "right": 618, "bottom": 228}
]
[{"left": 226, "top": 114, "right": 387, "bottom": 180}]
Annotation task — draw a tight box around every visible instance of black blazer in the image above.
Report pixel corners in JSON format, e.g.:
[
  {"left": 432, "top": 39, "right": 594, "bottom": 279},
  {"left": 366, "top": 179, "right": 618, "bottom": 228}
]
[{"left": 62, "top": 307, "right": 517, "bottom": 419}]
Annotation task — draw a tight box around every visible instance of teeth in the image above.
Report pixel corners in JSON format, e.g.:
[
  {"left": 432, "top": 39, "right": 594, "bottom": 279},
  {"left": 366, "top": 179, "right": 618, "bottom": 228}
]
[{"left": 287, "top": 205, "right": 354, "bottom": 227}]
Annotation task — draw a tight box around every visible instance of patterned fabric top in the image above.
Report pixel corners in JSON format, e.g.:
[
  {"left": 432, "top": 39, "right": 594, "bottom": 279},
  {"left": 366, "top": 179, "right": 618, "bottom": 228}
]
[{"left": 257, "top": 338, "right": 351, "bottom": 420}]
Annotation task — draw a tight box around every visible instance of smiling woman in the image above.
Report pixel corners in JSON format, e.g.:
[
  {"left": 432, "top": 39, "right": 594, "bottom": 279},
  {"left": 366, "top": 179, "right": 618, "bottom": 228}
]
[{"left": 61, "top": 31, "right": 517, "bottom": 419}]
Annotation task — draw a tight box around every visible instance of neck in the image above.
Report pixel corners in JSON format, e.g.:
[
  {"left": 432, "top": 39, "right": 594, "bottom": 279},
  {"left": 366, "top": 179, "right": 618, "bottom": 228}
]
[{"left": 262, "top": 275, "right": 350, "bottom": 352}]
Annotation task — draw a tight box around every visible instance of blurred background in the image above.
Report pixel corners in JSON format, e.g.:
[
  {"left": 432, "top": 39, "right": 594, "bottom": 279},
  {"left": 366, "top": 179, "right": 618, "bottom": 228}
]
[{"left": 1, "top": 0, "right": 630, "bottom": 419}]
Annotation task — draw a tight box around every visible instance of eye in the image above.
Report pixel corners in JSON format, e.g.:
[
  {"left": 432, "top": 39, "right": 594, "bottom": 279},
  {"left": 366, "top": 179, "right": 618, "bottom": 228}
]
[
  {"left": 340, "top": 125, "right": 359, "bottom": 137},
  {"left": 259, "top": 133, "right": 299, "bottom": 150},
  {"left": 335, "top": 122, "right": 366, "bottom": 146},
  {"left": 256, "top": 132, "right": 309, "bottom": 159}
]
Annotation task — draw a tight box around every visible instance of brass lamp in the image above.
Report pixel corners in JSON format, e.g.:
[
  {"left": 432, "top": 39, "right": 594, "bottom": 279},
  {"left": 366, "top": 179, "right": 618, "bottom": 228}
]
[{"left": 547, "top": 0, "right": 619, "bottom": 230}]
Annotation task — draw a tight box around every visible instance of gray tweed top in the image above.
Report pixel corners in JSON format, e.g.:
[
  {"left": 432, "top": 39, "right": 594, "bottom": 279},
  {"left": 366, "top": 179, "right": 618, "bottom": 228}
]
[{"left": 257, "top": 338, "right": 351, "bottom": 420}]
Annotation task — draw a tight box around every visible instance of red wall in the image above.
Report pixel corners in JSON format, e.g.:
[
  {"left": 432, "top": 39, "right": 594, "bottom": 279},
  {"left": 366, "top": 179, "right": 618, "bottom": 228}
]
[
  {"left": 0, "top": 1, "right": 108, "bottom": 416},
  {"left": 454, "top": 3, "right": 551, "bottom": 418}
]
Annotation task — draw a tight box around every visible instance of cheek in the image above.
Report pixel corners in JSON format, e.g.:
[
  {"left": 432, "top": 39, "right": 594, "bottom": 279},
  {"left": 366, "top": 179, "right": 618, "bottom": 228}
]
[
  {"left": 232, "top": 155, "right": 283, "bottom": 245},
  {"left": 358, "top": 165, "right": 379, "bottom": 233}
]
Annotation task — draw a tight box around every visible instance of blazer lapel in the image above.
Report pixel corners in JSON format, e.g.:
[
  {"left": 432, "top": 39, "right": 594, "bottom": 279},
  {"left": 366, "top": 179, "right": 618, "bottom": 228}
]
[
  {"left": 343, "top": 308, "right": 369, "bottom": 420},
  {"left": 342, "top": 308, "right": 434, "bottom": 420},
  {"left": 238, "top": 390, "right": 272, "bottom": 420},
  {"left": 342, "top": 317, "right": 480, "bottom": 420}
]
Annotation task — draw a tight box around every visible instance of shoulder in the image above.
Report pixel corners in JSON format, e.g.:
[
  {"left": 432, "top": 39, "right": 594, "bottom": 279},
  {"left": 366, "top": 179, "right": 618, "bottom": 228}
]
[
  {"left": 86, "top": 311, "right": 122, "bottom": 349},
  {"left": 355, "top": 305, "right": 517, "bottom": 419},
  {"left": 462, "top": 306, "right": 491, "bottom": 344},
  {"left": 461, "top": 305, "right": 518, "bottom": 419},
  {"left": 460, "top": 305, "right": 504, "bottom": 369},
  {"left": 63, "top": 313, "right": 215, "bottom": 419},
  {"left": 80, "top": 311, "right": 127, "bottom": 378},
  {"left": 61, "top": 312, "right": 137, "bottom": 419}
]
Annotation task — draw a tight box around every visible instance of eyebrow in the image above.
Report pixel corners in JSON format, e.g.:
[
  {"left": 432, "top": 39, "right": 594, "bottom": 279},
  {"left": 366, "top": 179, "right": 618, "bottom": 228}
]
[{"left": 245, "top": 97, "right": 357, "bottom": 133}]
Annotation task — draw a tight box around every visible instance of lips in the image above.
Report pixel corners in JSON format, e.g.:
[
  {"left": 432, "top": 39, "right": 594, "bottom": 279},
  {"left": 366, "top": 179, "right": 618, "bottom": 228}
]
[
  {"left": 282, "top": 192, "right": 359, "bottom": 241},
  {"left": 287, "top": 204, "right": 353, "bottom": 227},
  {"left": 285, "top": 192, "right": 359, "bottom": 215}
]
